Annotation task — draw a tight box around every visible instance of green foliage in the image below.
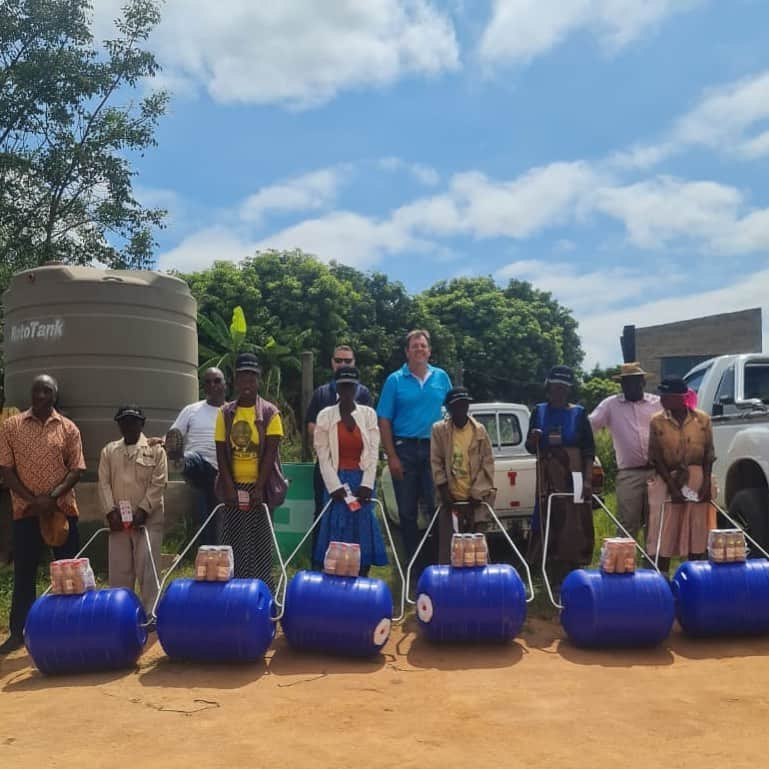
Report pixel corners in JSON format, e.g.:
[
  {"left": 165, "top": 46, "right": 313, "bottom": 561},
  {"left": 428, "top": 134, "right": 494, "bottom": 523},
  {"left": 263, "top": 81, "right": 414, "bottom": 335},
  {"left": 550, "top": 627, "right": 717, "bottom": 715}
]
[
  {"left": 0, "top": 0, "right": 168, "bottom": 294},
  {"left": 197, "top": 305, "right": 259, "bottom": 387},
  {"left": 578, "top": 376, "right": 621, "bottom": 413},
  {"left": 594, "top": 427, "right": 618, "bottom": 493}
]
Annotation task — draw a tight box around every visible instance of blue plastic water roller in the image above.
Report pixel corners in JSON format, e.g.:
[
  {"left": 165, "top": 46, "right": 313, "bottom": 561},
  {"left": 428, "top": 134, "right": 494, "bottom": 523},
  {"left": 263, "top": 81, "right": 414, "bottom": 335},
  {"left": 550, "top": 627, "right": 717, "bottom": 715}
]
[
  {"left": 560, "top": 568, "right": 674, "bottom": 648},
  {"left": 415, "top": 564, "right": 527, "bottom": 642},
  {"left": 672, "top": 559, "right": 769, "bottom": 637},
  {"left": 156, "top": 578, "right": 275, "bottom": 662},
  {"left": 281, "top": 571, "right": 393, "bottom": 656},
  {"left": 25, "top": 588, "right": 147, "bottom": 675}
]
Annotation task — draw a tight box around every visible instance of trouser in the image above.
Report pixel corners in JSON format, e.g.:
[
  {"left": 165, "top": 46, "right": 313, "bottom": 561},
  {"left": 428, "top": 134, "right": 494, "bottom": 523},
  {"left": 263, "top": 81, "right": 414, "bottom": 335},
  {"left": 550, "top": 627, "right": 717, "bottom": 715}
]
[
  {"left": 109, "top": 520, "right": 163, "bottom": 611},
  {"left": 392, "top": 438, "right": 436, "bottom": 563},
  {"left": 615, "top": 467, "right": 652, "bottom": 539},
  {"left": 9, "top": 515, "right": 80, "bottom": 638},
  {"left": 182, "top": 452, "right": 218, "bottom": 545},
  {"left": 438, "top": 502, "right": 480, "bottom": 564}
]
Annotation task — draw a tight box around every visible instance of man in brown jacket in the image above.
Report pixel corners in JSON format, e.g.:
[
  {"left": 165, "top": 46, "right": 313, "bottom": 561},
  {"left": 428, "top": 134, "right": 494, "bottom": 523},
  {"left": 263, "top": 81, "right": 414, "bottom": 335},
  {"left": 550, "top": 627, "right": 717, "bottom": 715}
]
[{"left": 430, "top": 387, "right": 496, "bottom": 563}]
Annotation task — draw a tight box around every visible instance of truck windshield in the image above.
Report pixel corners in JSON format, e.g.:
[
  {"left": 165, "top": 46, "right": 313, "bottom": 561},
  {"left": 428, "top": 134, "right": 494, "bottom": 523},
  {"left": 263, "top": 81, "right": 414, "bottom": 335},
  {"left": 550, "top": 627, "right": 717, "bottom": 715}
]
[{"left": 684, "top": 363, "right": 713, "bottom": 394}]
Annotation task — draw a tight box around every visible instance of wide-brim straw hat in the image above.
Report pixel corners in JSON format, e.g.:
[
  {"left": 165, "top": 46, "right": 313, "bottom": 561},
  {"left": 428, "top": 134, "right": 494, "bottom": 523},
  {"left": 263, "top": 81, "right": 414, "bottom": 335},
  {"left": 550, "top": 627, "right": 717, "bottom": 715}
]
[{"left": 613, "top": 362, "right": 649, "bottom": 380}]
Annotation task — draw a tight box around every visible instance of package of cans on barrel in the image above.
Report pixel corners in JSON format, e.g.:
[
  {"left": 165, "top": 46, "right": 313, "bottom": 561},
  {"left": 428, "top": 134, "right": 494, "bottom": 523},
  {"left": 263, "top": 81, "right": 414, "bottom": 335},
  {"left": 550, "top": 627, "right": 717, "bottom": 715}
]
[
  {"left": 708, "top": 529, "right": 747, "bottom": 563},
  {"left": 600, "top": 538, "right": 636, "bottom": 574},
  {"left": 323, "top": 541, "right": 361, "bottom": 576},
  {"left": 450, "top": 533, "right": 489, "bottom": 568},
  {"left": 50, "top": 558, "right": 96, "bottom": 595},
  {"left": 194, "top": 546, "right": 235, "bottom": 581}
]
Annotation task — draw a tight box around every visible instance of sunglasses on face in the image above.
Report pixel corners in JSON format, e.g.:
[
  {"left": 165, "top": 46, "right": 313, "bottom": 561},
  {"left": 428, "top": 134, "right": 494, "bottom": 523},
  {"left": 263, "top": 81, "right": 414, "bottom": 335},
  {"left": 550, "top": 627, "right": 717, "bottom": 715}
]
[{"left": 334, "top": 358, "right": 354, "bottom": 364}]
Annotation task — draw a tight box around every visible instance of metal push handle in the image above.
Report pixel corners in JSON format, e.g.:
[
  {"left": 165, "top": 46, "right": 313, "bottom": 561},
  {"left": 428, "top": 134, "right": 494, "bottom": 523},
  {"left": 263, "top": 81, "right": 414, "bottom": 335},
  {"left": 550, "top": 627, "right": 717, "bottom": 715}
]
[
  {"left": 373, "top": 498, "right": 406, "bottom": 622},
  {"left": 261, "top": 503, "right": 289, "bottom": 621},
  {"left": 403, "top": 505, "right": 442, "bottom": 617},
  {"left": 479, "top": 502, "right": 535, "bottom": 603},
  {"left": 149, "top": 503, "right": 224, "bottom": 620},
  {"left": 43, "top": 524, "right": 161, "bottom": 610}
]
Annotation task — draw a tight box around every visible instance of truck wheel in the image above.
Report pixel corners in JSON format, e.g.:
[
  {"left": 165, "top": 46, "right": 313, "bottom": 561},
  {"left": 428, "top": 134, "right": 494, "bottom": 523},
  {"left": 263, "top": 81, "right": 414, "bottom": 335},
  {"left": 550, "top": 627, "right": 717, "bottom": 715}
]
[{"left": 729, "top": 488, "right": 769, "bottom": 556}]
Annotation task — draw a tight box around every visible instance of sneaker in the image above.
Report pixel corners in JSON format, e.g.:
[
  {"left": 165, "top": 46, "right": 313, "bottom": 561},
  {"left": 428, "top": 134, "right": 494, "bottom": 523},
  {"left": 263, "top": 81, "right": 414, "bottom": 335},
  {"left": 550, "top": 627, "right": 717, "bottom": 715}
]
[{"left": 0, "top": 634, "right": 24, "bottom": 655}]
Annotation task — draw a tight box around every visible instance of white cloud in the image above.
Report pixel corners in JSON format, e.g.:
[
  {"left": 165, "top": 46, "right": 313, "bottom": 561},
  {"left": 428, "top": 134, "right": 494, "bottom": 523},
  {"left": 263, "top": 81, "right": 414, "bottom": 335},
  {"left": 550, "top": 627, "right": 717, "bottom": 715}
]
[
  {"left": 92, "top": 0, "right": 459, "bottom": 109},
  {"left": 239, "top": 168, "right": 348, "bottom": 223},
  {"left": 578, "top": 268, "right": 769, "bottom": 367},
  {"left": 156, "top": 227, "right": 255, "bottom": 273},
  {"left": 612, "top": 70, "right": 769, "bottom": 168},
  {"left": 479, "top": 0, "right": 700, "bottom": 66},
  {"left": 254, "top": 211, "right": 423, "bottom": 268},
  {"left": 379, "top": 157, "right": 441, "bottom": 186}
]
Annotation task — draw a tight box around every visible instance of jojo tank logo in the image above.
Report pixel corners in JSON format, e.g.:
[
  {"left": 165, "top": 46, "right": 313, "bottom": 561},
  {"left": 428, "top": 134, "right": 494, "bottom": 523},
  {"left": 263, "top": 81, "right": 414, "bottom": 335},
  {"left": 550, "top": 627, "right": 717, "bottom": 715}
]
[{"left": 9, "top": 319, "right": 64, "bottom": 342}]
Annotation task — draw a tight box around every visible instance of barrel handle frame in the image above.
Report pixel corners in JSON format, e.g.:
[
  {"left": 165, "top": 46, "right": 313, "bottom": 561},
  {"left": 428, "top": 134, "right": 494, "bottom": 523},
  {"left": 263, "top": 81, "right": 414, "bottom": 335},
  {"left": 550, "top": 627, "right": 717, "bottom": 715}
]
[
  {"left": 651, "top": 497, "right": 769, "bottom": 568},
  {"left": 43, "top": 525, "right": 162, "bottom": 628},
  {"left": 403, "top": 505, "right": 442, "bottom": 619},
  {"left": 276, "top": 497, "right": 407, "bottom": 623},
  {"left": 541, "top": 492, "right": 665, "bottom": 611}
]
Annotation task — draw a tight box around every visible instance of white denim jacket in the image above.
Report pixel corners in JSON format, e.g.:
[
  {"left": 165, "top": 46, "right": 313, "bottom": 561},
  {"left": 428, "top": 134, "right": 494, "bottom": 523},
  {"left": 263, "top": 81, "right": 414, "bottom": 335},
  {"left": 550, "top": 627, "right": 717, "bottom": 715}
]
[{"left": 313, "top": 403, "right": 380, "bottom": 493}]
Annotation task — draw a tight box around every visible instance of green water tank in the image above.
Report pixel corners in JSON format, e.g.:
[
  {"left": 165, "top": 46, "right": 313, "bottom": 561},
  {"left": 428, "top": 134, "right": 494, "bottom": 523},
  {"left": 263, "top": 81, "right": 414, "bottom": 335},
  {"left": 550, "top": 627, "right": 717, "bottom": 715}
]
[{"left": 3, "top": 265, "right": 198, "bottom": 471}]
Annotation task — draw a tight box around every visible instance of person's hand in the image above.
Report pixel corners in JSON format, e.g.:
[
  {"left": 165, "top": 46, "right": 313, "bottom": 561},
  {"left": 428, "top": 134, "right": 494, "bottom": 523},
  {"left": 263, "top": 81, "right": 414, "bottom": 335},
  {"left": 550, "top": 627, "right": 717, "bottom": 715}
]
[
  {"left": 528, "top": 428, "right": 543, "bottom": 449},
  {"left": 331, "top": 487, "right": 347, "bottom": 502},
  {"left": 698, "top": 476, "right": 712, "bottom": 502},
  {"left": 106, "top": 508, "right": 123, "bottom": 532},
  {"left": 249, "top": 485, "right": 264, "bottom": 509},
  {"left": 388, "top": 454, "right": 404, "bottom": 481},
  {"left": 132, "top": 508, "right": 148, "bottom": 528},
  {"left": 147, "top": 436, "right": 164, "bottom": 448},
  {"left": 437, "top": 483, "right": 452, "bottom": 506},
  {"left": 218, "top": 483, "right": 238, "bottom": 506},
  {"left": 356, "top": 486, "right": 373, "bottom": 504},
  {"left": 582, "top": 483, "right": 593, "bottom": 504},
  {"left": 668, "top": 481, "right": 685, "bottom": 504}
]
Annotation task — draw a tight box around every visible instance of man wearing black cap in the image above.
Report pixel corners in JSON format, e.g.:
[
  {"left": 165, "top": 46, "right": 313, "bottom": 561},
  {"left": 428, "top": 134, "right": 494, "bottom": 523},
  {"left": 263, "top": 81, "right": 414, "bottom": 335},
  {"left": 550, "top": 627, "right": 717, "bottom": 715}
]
[
  {"left": 430, "top": 386, "right": 496, "bottom": 563},
  {"left": 98, "top": 405, "right": 168, "bottom": 611}
]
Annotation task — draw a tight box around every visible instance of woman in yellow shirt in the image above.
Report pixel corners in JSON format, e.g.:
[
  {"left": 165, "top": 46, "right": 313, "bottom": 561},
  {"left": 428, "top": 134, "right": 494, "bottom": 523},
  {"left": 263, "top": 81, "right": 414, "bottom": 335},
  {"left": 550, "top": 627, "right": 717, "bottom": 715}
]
[{"left": 215, "top": 354, "right": 283, "bottom": 588}]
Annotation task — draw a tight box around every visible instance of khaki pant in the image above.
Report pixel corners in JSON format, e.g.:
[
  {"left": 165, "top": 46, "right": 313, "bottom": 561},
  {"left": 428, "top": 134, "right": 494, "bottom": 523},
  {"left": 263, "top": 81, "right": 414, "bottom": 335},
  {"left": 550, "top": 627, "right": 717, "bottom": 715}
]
[
  {"left": 109, "top": 521, "right": 163, "bottom": 611},
  {"left": 615, "top": 468, "right": 652, "bottom": 538}
]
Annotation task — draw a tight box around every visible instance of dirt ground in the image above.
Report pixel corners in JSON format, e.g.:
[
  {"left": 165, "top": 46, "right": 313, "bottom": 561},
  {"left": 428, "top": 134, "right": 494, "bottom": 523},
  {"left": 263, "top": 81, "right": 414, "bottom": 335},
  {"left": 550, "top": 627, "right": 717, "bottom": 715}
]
[{"left": 1, "top": 617, "right": 768, "bottom": 769}]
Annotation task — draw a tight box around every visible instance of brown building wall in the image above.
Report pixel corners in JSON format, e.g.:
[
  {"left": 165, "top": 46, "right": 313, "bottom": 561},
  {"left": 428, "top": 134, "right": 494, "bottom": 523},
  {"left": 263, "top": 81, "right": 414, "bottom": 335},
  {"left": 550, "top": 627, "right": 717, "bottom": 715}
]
[{"left": 636, "top": 308, "right": 763, "bottom": 387}]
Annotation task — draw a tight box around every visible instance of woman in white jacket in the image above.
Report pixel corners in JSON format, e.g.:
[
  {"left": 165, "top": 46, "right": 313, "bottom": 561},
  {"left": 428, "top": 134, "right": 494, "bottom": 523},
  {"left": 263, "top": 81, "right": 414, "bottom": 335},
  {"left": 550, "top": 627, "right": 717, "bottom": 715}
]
[{"left": 312, "top": 367, "right": 388, "bottom": 576}]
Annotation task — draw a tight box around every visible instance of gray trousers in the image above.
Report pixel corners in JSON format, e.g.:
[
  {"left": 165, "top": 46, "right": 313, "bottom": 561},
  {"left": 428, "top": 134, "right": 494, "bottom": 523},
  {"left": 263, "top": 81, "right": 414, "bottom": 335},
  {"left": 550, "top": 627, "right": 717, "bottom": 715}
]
[
  {"left": 615, "top": 468, "right": 653, "bottom": 539},
  {"left": 109, "top": 520, "right": 163, "bottom": 611}
]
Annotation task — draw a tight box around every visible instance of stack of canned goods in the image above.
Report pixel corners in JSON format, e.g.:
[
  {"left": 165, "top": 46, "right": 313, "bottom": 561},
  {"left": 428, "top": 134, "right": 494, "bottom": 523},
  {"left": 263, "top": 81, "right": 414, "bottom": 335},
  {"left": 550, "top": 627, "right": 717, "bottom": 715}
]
[
  {"left": 450, "top": 533, "right": 489, "bottom": 568},
  {"left": 194, "top": 546, "right": 235, "bottom": 581},
  {"left": 323, "top": 541, "right": 362, "bottom": 576},
  {"left": 708, "top": 529, "right": 747, "bottom": 563},
  {"left": 50, "top": 558, "right": 96, "bottom": 594},
  {"left": 600, "top": 538, "right": 636, "bottom": 574}
]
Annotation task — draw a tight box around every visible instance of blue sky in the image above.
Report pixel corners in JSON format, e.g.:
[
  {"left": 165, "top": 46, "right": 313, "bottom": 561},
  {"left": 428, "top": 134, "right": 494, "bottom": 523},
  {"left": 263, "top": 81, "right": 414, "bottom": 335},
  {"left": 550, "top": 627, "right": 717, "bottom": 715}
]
[{"left": 94, "top": 0, "right": 769, "bottom": 367}]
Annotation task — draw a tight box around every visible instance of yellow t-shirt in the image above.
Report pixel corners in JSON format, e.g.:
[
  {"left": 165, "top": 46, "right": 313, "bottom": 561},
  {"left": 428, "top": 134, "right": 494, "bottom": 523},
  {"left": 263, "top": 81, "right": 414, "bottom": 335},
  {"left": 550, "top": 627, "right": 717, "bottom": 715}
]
[
  {"left": 448, "top": 422, "right": 474, "bottom": 501},
  {"left": 214, "top": 407, "right": 284, "bottom": 484}
]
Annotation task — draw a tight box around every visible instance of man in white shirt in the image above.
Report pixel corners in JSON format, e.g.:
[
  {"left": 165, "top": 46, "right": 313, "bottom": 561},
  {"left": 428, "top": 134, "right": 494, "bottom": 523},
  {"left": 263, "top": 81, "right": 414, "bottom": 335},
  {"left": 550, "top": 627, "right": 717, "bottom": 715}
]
[
  {"left": 165, "top": 368, "right": 225, "bottom": 544},
  {"left": 589, "top": 363, "right": 661, "bottom": 539}
]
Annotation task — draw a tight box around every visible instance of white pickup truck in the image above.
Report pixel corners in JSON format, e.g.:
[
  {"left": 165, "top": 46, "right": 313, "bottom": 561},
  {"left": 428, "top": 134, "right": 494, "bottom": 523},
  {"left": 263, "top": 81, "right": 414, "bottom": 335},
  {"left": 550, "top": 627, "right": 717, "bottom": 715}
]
[
  {"left": 684, "top": 354, "right": 769, "bottom": 546},
  {"left": 380, "top": 401, "right": 611, "bottom": 540}
]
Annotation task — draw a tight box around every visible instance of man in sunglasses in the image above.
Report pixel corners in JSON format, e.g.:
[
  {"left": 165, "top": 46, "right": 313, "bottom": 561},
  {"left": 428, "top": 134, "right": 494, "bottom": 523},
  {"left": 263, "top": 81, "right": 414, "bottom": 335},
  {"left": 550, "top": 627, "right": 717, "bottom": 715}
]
[
  {"left": 164, "top": 368, "right": 226, "bottom": 545},
  {"left": 305, "top": 345, "right": 373, "bottom": 565}
]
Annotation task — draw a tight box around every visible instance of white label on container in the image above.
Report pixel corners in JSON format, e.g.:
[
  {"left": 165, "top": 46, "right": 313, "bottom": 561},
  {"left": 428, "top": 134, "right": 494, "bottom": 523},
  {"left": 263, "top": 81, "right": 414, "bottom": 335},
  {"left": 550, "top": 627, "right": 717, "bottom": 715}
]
[
  {"left": 9, "top": 319, "right": 64, "bottom": 343},
  {"left": 373, "top": 617, "right": 392, "bottom": 646},
  {"left": 416, "top": 594, "right": 434, "bottom": 623}
]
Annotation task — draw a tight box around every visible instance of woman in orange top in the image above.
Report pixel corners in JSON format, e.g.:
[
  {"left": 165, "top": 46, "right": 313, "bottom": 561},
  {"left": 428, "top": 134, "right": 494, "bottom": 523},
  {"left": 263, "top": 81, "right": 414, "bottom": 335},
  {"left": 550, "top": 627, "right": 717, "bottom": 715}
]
[{"left": 313, "top": 367, "right": 387, "bottom": 576}]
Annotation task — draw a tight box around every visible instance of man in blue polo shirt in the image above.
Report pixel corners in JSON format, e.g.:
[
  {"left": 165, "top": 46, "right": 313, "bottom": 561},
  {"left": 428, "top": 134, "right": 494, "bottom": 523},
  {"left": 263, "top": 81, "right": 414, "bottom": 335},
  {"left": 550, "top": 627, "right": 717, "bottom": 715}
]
[
  {"left": 306, "top": 344, "right": 373, "bottom": 565},
  {"left": 378, "top": 329, "right": 452, "bottom": 562}
]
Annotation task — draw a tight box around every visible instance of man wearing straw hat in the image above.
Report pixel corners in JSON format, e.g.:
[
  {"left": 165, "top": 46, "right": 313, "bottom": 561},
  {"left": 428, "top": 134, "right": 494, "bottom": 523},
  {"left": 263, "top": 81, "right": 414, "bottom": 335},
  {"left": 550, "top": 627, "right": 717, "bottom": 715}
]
[{"left": 589, "top": 362, "right": 661, "bottom": 539}]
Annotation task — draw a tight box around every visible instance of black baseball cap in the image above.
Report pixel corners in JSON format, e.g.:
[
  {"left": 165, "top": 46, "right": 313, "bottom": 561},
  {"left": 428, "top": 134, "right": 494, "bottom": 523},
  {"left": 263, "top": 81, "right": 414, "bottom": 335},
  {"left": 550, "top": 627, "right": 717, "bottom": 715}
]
[
  {"left": 658, "top": 377, "right": 687, "bottom": 394},
  {"left": 545, "top": 365, "right": 575, "bottom": 387},
  {"left": 334, "top": 366, "right": 360, "bottom": 385},
  {"left": 235, "top": 352, "right": 261, "bottom": 373},
  {"left": 445, "top": 386, "right": 472, "bottom": 407},
  {"left": 114, "top": 404, "right": 145, "bottom": 422}
]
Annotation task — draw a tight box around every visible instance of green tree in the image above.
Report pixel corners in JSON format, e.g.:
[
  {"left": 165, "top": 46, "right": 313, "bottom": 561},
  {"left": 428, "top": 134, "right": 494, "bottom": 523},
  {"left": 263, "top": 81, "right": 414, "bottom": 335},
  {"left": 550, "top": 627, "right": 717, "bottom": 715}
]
[
  {"left": 0, "top": 0, "right": 168, "bottom": 292},
  {"left": 578, "top": 377, "right": 621, "bottom": 413},
  {"left": 419, "top": 276, "right": 583, "bottom": 403}
]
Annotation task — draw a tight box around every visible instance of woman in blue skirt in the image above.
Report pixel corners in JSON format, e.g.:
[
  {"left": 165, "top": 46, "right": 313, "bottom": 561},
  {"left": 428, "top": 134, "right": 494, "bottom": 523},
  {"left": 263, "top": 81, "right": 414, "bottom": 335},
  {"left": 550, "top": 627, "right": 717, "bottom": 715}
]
[{"left": 312, "top": 366, "right": 388, "bottom": 576}]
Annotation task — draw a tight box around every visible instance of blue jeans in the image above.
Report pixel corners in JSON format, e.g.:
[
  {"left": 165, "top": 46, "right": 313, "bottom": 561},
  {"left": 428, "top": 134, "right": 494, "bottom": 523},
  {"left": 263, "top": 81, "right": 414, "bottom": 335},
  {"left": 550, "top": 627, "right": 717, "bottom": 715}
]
[
  {"left": 10, "top": 515, "right": 79, "bottom": 638},
  {"left": 392, "top": 438, "right": 436, "bottom": 562},
  {"left": 182, "top": 452, "right": 218, "bottom": 546}
]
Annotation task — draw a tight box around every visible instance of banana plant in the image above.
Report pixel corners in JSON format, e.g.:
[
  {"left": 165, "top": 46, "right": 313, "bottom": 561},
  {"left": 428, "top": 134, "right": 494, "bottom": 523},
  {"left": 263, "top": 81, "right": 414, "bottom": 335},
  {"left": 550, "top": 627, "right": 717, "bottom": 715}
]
[{"left": 197, "top": 306, "right": 259, "bottom": 392}]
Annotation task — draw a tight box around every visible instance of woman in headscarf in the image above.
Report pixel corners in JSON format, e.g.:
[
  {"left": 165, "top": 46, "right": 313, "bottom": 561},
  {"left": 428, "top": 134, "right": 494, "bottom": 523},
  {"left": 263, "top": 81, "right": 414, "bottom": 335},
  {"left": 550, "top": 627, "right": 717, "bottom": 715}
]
[
  {"left": 647, "top": 377, "right": 715, "bottom": 575},
  {"left": 526, "top": 366, "right": 596, "bottom": 586}
]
